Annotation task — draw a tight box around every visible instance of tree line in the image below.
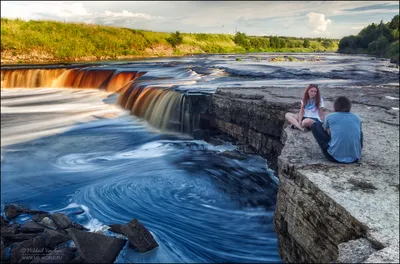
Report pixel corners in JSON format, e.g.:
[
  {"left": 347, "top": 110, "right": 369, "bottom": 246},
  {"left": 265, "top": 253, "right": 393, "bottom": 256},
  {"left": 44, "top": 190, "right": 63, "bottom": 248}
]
[
  {"left": 233, "top": 32, "right": 337, "bottom": 52},
  {"left": 338, "top": 15, "right": 399, "bottom": 64}
]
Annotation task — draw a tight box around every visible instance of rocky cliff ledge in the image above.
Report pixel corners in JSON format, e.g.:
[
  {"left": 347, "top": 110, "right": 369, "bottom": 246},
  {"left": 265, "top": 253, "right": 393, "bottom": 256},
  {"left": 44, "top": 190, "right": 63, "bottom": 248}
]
[{"left": 203, "top": 85, "right": 399, "bottom": 263}]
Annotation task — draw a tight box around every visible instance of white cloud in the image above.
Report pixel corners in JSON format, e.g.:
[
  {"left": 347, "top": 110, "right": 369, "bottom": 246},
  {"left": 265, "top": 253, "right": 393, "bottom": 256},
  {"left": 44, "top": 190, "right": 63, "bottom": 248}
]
[
  {"left": 103, "top": 10, "right": 160, "bottom": 20},
  {"left": 351, "top": 26, "right": 365, "bottom": 30},
  {"left": 306, "top": 12, "right": 332, "bottom": 34}
]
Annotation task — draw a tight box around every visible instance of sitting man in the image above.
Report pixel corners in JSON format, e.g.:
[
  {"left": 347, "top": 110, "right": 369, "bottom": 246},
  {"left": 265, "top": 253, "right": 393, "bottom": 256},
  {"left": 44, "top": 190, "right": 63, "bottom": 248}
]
[{"left": 311, "top": 96, "right": 363, "bottom": 163}]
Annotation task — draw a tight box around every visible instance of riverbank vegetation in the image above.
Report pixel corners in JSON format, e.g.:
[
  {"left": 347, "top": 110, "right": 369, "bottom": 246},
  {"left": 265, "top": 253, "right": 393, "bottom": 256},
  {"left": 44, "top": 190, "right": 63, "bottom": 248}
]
[
  {"left": 1, "top": 18, "right": 338, "bottom": 64},
  {"left": 338, "top": 15, "right": 399, "bottom": 64}
]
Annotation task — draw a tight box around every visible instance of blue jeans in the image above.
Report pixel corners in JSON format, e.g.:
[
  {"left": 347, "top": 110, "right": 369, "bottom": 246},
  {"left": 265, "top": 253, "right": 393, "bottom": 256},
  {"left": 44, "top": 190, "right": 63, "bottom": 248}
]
[
  {"left": 311, "top": 122, "right": 363, "bottom": 163},
  {"left": 311, "top": 122, "right": 338, "bottom": 162}
]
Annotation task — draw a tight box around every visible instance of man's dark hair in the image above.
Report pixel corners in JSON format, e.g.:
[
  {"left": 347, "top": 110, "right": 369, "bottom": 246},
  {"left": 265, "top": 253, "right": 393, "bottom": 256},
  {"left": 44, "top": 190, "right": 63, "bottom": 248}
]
[{"left": 334, "top": 96, "right": 352, "bottom": 112}]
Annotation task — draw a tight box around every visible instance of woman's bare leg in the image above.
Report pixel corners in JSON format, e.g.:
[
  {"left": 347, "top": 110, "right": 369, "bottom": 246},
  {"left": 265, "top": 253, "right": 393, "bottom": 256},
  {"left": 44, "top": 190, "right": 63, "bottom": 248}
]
[
  {"left": 285, "top": 113, "right": 304, "bottom": 131},
  {"left": 302, "top": 118, "right": 316, "bottom": 128}
]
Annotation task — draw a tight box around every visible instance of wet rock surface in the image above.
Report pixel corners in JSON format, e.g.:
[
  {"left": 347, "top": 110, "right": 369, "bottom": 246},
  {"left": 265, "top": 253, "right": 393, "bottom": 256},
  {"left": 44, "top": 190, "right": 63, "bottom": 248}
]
[
  {"left": 68, "top": 228, "right": 126, "bottom": 263},
  {"left": 0, "top": 206, "right": 158, "bottom": 263},
  {"left": 207, "top": 85, "right": 399, "bottom": 263},
  {"left": 121, "top": 218, "right": 159, "bottom": 253},
  {"left": 50, "top": 213, "right": 71, "bottom": 230}
]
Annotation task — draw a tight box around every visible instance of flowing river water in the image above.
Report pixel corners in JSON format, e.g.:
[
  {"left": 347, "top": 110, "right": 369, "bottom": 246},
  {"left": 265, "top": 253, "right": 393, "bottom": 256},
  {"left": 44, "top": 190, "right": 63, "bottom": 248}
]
[{"left": 1, "top": 53, "right": 398, "bottom": 263}]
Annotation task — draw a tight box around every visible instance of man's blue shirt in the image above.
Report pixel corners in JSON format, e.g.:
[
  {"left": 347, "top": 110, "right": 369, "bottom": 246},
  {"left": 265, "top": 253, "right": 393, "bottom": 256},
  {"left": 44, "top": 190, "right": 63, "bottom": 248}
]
[{"left": 323, "top": 112, "right": 362, "bottom": 163}]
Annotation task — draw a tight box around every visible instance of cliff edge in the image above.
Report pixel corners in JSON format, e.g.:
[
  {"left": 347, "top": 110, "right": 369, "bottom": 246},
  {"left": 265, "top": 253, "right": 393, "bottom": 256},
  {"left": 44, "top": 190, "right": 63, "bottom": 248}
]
[{"left": 207, "top": 85, "right": 399, "bottom": 263}]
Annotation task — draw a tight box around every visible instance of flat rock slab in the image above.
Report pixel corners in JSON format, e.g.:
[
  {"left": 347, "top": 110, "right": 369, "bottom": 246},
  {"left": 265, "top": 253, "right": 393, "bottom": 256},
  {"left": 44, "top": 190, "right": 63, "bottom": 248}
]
[
  {"left": 68, "top": 227, "right": 126, "bottom": 263},
  {"left": 121, "top": 218, "right": 159, "bottom": 253}
]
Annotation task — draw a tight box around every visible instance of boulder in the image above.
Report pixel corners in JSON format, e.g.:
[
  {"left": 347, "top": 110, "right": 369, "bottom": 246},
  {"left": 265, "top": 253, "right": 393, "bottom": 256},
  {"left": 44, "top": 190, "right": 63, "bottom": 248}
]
[
  {"left": 50, "top": 213, "right": 71, "bottom": 230},
  {"left": 4, "top": 204, "right": 46, "bottom": 219},
  {"left": 32, "top": 213, "right": 50, "bottom": 223},
  {"left": 121, "top": 218, "right": 159, "bottom": 253},
  {"left": 39, "top": 217, "right": 57, "bottom": 230},
  {"left": 1, "top": 223, "right": 19, "bottom": 237},
  {"left": 68, "top": 227, "right": 126, "bottom": 263},
  {"left": 21, "top": 222, "right": 45, "bottom": 233},
  {"left": 108, "top": 224, "right": 124, "bottom": 235},
  {"left": 1, "top": 215, "right": 9, "bottom": 226},
  {"left": 9, "top": 235, "right": 46, "bottom": 263},
  {"left": 72, "top": 222, "right": 89, "bottom": 231},
  {"left": 42, "top": 229, "right": 71, "bottom": 249},
  {"left": 4, "top": 204, "right": 26, "bottom": 219}
]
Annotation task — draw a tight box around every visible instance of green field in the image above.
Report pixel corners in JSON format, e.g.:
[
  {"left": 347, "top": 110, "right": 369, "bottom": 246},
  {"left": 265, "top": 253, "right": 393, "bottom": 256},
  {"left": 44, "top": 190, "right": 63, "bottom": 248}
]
[{"left": 1, "top": 18, "right": 339, "bottom": 64}]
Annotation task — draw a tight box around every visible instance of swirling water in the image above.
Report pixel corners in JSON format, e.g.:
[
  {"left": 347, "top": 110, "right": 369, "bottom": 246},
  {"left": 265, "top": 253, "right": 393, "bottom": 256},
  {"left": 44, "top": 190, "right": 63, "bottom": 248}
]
[{"left": 1, "top": 53, "right": 398, "bottom": 263}]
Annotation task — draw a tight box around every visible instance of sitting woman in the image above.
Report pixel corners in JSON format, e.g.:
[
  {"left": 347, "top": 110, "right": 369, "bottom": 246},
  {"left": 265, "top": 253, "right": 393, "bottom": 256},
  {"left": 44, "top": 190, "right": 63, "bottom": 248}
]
[{"left": 285, "top": 84, "right": 325, "bottom": 131}]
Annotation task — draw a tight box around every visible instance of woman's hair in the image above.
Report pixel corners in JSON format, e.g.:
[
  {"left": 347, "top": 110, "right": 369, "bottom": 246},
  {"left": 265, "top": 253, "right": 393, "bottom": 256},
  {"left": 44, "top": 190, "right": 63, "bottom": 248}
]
[
  {"left": 301, "top": 84, "right": 321, "bottom": 109},
  {"left": 334, "top": 96, "right": 352, "bottom": 112}
]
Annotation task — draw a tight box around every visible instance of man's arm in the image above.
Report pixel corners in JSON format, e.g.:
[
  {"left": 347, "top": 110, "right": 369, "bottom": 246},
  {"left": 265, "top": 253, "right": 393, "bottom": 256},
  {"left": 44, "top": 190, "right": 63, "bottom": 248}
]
[{"left": 323, "top": 114, "right": 330, "bottom": 135}]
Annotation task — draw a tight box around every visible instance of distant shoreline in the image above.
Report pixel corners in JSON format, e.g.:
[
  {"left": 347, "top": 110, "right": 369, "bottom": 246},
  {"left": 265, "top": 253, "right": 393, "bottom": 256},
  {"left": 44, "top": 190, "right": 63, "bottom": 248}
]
[{"left": 1, "top": 51, "right": 340, "bottom": 65}]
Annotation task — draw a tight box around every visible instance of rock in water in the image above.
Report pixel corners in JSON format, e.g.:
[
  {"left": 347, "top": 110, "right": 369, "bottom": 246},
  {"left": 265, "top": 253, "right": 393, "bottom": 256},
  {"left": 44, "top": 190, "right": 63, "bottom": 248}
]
[
  {"left": 68, "top": 228, "right": 126, "bottom": 263},
  {"left": 108, "top": 224, "right": 124, "bottom": 235},
  {"left": 50, "top": 213, "right": 71, "bottom": 230},
  {"left": 121, "top": 218, "right": 159, "bottom": 253},
  {"left": 21, "top": 222, "right": 45, "bottom": 233}
]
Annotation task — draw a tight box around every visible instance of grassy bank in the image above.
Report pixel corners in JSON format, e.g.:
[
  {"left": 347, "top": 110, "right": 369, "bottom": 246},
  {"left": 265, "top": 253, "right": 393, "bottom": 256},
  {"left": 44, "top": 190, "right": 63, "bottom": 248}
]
[{"left": 1, "top": 18, "right": 338, "bottom": 64}]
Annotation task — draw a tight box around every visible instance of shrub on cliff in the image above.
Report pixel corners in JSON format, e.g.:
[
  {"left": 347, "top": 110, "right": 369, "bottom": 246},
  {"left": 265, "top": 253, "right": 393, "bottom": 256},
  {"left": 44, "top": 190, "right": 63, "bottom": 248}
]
[{"left": 166, "top": 31, "right": 183, "bottom": 48}]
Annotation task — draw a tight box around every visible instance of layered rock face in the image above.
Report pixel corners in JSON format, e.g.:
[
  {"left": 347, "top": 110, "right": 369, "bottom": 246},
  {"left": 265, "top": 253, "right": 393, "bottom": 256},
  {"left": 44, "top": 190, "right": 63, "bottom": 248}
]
[
  {"left": 202, "top": 88, "right": 298, "bottom": 169},
  {"left": 202, "top": 86, "right": 399, "bottom": 263}
]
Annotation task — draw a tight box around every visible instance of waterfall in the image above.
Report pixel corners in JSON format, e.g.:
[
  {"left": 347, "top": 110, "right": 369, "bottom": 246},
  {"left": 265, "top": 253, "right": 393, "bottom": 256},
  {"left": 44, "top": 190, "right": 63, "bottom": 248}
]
[
  {"left": 118, "top": 83, "right": 194, "bottom": 134},
  {"left": 1, "top": 66, "right": 204, "bottom": 135},
  {"left": 1, "top": 68, "right": 145, "bottom": 91}
]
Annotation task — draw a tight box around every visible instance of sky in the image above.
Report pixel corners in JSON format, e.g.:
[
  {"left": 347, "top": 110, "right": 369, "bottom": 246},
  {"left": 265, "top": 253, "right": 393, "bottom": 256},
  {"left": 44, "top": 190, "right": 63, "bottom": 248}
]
[{"left": 1, "top": 1, "right": 399, "bottom": 38}]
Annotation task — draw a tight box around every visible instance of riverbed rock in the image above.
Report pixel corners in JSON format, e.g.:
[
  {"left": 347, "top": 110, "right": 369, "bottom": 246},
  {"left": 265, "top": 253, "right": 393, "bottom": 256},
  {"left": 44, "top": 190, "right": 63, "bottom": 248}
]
[
  {"left": 4, "top": 204, "right": 46, "bottom": 219},
  {"left": 72, "top": 222, "right": 89, "bottom": 231},
  {"left": 206, "top": 85, "right": 399, "bottom": 263},
  {"left": 121, "top": 218, "right": 159, "bottom": 253},
  {"left": 1, "top": 223, "right": 19, "bottom": 237},
  {"left": 9, "top": 235, "right": 46, "bottom": 263},
  {"left": 39, "top": 217, "right": 58, "bottom": 230},
  {"left": 42, "top": 229, "right": 71, "bottom": 249},
  {"left": 108, "top": 224, "right": 124, "bottom": 235},
  {"left": 1, "top": 216, "right": 9, "bottom": 226},
  {"left": 50, "top": 213, "right": 71, "bottom": 230},
  {"left": 67, "top": 227, "right": 126, "bottom": 263},
  {"left": 4, "top": 204, "right": 27, "bottom": 219},
  {"left": 21, "top": 221, "right": 45, "bottom": 233},
  {"left": 32, "top": 212, "right": 50, "bottom": 222}
]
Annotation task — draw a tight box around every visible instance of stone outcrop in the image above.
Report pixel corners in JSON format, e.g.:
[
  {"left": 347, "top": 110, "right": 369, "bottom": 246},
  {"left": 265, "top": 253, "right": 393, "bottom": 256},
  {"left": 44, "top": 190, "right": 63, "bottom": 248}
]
[
  {"left": 1, "top": 206, "right": 159, "bottom": 263},
  {"left": 121, "top": 218, "right": 159, "bottom": 253},
  {"left": 68, "top": 228, "right": 126, "bottom": 263},
  {"left": 202, "top": 85, "right": 399, "bottom": 263}
]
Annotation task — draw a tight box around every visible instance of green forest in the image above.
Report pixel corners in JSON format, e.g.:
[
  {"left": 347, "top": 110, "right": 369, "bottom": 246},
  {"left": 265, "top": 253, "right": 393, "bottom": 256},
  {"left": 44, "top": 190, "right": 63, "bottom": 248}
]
[
  {"left": 1, "top": 18, "right": 338, "bottom": 64},
  {"left": 339, "top": 15, "right": 399, "bottom": 64}
]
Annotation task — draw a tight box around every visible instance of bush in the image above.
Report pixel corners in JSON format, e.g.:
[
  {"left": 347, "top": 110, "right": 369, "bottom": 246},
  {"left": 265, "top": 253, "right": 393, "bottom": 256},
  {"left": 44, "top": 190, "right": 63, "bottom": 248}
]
[{"left": 166, "top": 31, "right": 183, "bottom": 48}]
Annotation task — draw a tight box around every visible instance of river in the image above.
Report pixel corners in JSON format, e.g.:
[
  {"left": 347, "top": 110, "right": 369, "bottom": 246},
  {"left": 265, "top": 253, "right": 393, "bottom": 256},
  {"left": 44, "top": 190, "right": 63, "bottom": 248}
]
[{"left": 1, "top": 52, "right": 398, "bottom": 263}]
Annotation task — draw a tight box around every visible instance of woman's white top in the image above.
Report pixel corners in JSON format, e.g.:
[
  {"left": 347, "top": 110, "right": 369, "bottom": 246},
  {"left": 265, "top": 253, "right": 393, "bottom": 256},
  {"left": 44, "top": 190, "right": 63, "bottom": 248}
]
[{"left": 301, "top": 98, "right": 324, "bottom": 121}]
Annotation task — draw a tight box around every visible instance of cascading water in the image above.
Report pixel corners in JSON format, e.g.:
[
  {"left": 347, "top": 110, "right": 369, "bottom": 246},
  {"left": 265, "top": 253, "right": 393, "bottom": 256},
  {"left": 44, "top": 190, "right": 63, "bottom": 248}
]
[{"left": 1, "top": 59, "right": 284, "bottom": 263}]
